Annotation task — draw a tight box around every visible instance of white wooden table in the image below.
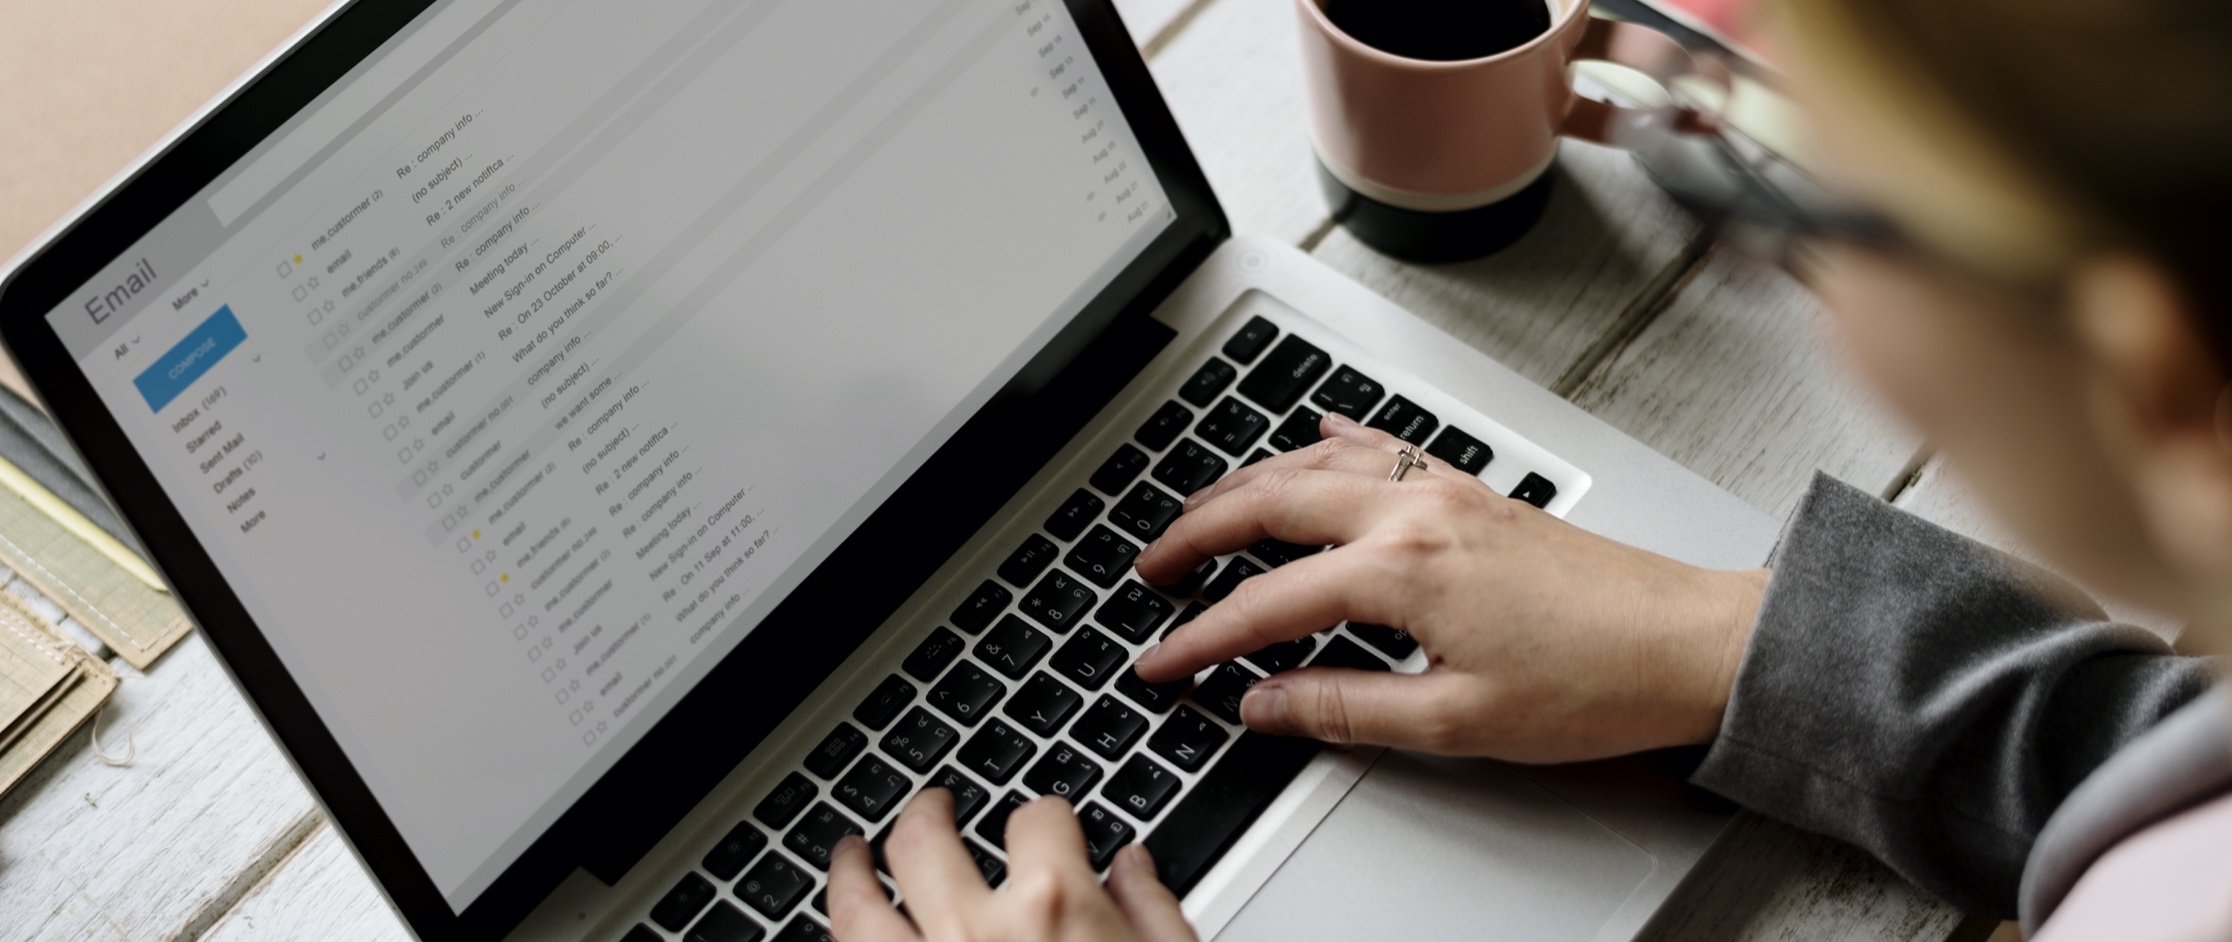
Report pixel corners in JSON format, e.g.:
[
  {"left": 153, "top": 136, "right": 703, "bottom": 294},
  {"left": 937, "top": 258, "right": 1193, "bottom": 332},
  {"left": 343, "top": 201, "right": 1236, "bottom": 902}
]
[{"left": 0, "top": 1, "right": 2024, "bottom": 939}]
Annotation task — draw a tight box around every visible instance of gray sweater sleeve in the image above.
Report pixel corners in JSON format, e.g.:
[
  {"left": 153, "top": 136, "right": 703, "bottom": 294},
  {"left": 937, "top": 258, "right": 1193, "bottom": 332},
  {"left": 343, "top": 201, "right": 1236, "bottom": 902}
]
[{"left": 1689, "top": 473, "right": 2219, "bottom": 919}]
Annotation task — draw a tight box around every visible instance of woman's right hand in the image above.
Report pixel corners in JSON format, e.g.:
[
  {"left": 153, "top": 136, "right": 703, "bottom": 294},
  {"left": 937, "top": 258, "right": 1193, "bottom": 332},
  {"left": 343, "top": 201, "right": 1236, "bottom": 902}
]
[{"left": 1130, "top": 414, "right": 1768, "bottom": 764}]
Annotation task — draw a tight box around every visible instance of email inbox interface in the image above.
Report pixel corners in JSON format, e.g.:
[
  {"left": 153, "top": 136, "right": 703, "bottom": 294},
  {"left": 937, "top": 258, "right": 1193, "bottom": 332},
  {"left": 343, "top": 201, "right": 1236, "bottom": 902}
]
[{"left": 58, "top": 0, "right": 1167, "bottom": 906}]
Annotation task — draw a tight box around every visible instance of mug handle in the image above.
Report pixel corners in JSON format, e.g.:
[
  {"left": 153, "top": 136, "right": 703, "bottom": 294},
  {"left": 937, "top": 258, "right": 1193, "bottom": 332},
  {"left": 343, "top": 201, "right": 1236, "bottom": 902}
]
[{"left": 1558, "top": 17, "right": 1730, "bottom": 147}]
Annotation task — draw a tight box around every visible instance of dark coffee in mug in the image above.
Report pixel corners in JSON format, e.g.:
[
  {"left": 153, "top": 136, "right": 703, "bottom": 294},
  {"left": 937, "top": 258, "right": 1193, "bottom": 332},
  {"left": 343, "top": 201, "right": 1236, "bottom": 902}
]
[{"left": 1320, "top": 0, "right": 1554, "bottom": 62}]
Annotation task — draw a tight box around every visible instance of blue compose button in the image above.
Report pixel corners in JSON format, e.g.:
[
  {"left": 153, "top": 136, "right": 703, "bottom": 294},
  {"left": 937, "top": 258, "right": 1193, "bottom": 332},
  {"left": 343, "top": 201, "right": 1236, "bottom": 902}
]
[{"left": 135, "top": 306, "right": 246, "bottom": 413}]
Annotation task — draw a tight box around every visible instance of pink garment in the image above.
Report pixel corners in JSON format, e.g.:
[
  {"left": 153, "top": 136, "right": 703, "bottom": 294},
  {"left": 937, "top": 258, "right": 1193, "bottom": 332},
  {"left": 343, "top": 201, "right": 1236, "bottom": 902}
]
[{"left": 2032, "top": 790, "right": 2232, "bottom": 942}]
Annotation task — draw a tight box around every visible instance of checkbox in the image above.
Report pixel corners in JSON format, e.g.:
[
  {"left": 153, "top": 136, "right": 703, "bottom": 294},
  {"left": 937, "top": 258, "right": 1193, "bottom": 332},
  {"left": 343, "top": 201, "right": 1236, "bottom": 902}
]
[
  {"left": 369, "top": 402, "right": 384, "bottom": 417},
  {"left": 514, "top": 624, "right": 527, "bottom": 638},
  {"left": 556, "top": 689, "right": 570, "bottom": 704},
  {"left": 293, "top": 285, "right": 309, "bottom": 301},
  {"left": 472, "top": 559, "right": 486, "bottom": 574},
  {"left": 309, "top": 309, "right": 325, "bottom": 325},
  {"left": 570, "top": 710, "right": 582, "bottom": 725},
  {"left": 500, "top": 603, "right": 514, "bottom": 617},
  {"left": 277, "top": 260, "right": 294, "bottom": 277},
  {"left": 385, "top": 424, "right": 399, "bottom": 441},
  {"left": 582, "top": 731, "right": 596, "bottom": 746},
  {"left": 529, "top": 647, "right": 542, "bottom": 662},
  {"left": 442, "top": 515, "right": 458, "bottom": 531},
  {"left": 323, "top": 332, "right": 339, "bottom": 349},
  {"left": 485, "top": 581, "right": 499, "bottom": 596},
  {"left": 339, "top": 354, "right": 355, "bottom": 370},
  {"left": 416, "top": 471, "right": 429, "bottom": 486},
  {"left": 397, "top": 448, "right": 411, "bottom": 464},
  {"left": 353, "top": 378, "right": 368, "bottom": 394},
  {"left": 542, "top": 667, "right": 557, "bottom": 682},
  {"left": 457, "top": 537, "right": 472, "bottom": 552},
  {"left": 427, "top": 492, "right": 443, "bottom": 508}
]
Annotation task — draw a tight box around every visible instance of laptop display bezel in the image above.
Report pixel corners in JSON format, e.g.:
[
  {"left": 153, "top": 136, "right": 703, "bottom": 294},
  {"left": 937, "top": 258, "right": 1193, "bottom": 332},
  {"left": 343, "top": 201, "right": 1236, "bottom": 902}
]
[{"left": 0, "top": 0, "right": 1228, "bottom": 937}]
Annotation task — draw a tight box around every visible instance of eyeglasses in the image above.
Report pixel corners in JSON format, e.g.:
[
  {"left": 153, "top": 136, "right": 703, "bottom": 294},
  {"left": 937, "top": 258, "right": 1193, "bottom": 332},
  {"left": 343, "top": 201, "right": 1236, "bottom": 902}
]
[{"left": 1627, "top": 109, "right": 1909, "bottom": 264}]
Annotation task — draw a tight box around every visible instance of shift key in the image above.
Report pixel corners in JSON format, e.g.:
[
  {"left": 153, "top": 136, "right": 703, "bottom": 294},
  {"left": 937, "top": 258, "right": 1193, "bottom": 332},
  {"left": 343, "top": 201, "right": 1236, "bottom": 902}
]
[{"left": 1235, "top": 336, "right": 1332, "bottom": 414}]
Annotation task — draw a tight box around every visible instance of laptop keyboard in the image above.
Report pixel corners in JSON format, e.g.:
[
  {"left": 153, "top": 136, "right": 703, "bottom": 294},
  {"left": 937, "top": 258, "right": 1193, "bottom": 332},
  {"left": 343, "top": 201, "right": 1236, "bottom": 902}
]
[{"left": 625, "top": 314, "right": 1563, "bottom": 941}]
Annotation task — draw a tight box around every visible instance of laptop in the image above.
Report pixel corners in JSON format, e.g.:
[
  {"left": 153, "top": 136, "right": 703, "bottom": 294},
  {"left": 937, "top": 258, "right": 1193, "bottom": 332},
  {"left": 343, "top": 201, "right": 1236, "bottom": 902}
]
[{"left": 0, "top": 0, "right": 1781, "bottom": 939}]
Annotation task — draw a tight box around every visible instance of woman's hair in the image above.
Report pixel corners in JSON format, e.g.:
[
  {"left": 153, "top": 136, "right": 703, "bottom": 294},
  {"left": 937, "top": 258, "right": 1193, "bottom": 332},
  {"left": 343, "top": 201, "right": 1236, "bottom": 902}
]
[{"left": 1790, "top": 0, "right": 2232, "bottom": 360}]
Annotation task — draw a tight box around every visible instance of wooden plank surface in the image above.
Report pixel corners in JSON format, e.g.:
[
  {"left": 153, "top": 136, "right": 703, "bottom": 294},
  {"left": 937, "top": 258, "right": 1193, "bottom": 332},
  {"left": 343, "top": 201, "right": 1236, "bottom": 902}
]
[
  {"left": 0, "top": 0, "right": 1998, "bottom": 940},
  {"left": 202, "top": 822, "right": 410, "bottom": 942},
  {"left": 1568, "top": 248, "right": 1923, "bottom": 519}
]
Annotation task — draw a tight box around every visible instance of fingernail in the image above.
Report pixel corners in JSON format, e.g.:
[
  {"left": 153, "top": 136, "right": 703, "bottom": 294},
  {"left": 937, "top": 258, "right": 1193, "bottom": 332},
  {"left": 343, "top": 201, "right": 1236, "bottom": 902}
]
[
  {"left": 1184, "top": 486, "right": 1212, "bottom": 509},
  {"left": 1134, "top": 642, "right": 1163, "bottom": 671},
  {"left": 833, "top": 834, "right": 867, "bottom": 857},
  {"left": 1324, "top": 412, "right": 1357, "bottom": 431},
  {"left": 1141, "top": 538, "right": 1159, "bottom": 557},
  {"left": 1119, "top": 843, "right": 1154, "bottom": 873},
  {"left": 1241, "top": 684, "right": 1293, "bottom": 734}
]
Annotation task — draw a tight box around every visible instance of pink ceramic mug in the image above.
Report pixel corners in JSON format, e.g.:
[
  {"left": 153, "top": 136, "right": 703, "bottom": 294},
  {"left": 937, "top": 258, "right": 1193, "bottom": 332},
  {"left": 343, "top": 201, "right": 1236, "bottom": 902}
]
[{"left": 1297, "top": 0, "right": 1720, "bottom": 261}]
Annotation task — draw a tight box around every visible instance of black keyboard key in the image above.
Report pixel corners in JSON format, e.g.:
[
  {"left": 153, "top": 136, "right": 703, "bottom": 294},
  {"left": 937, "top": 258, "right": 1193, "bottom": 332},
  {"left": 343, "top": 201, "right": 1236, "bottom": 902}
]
[
  {"left": 1151, "top": 440, "right": 1228, "bottom": 495},
  {"left": 1135, "top": 401, "right": 1194, "bottom": 452},
  {"left": 1194, "top": 398, "right": 1271, "bottom": 456},
  {"left": 738, "top": 854, "right": 813, "bottom": 920},
  {"left": 902, "top": 627, "right": 968, "bottom": 683},
  {"left": 1242, "top": 636, "right": 1317, "bottom": 674},
  {"left": 1050, "top": 628, "right": 1128, "bottom": 691},
  {"left": 1003, "top": 672, "right": 1085, "bottom": 736},
  {"left": 802, "top": 724, "right": 867, "bottom": 779},
  {"left": 976, "top": 615, "right": 1053, "bottom": 678},
  {"left": 950, "top": 580, "right": 1011, "bottom": 635},
  {"left": 1143, "top": 733, "right": 1323, "bottom": 896},
  {"left": 1147, "top": 706, "right": 1230, "bottom": 772},
  {"left": 685, "top": 901, "right": 765, "bottom": 942},
  {"left": 1425, "top": 426, "right": 1494, "bottom": 475},
  {"left": 852, "top": 676, "right": 916, "bottom": 731},
  {"left": 1164, "top": 601, "right": 1209, "bottom": 637},
  {"left": 1267, "top": 407, "right": 1324, "bottom": 452},
  {"left": 880, "top": 708, "right": 961, "bottom": 772},
  {"left": 624, "top": 925, "right": 662, "bottom": 942},
  {"left": 1512, "top": 472, "right": 1558, "bottom": 508},
  {"left": 1309, "top": 366, "right": 1386, "bottom": 420},
  {"left": 928, "top": 766, "right": 992, "bottom": 825},
  {"left": 703, "top": 819, "right": 770, "bottom": 881},
  {"left": 1044, "top": 489, "right": 1105, "bottom": 542},
  {"left": 1077, "top": 803, "right": 1137, "bottom": 871},
  {"left": 1090, "top": 445, "right": 1151, "bottom": 496},
  {"left": 832, "top": 755, "right": 911, "bottom": 823},
  {"left": 1223, "top": 316, "right": 1278, "bottom": 364},
  {"left": 1248, "top": 538, "right": 1319, "bottom": 568},
  {"left": 1309, "top": 636, "right": 1392, "bottom": 672},
  {"left": 1203, "top": 556, "right": 1265, "bottom": 603},
  {"left": 772, "top": 918, "right": 832, "bottom": 942},
  {"left": 1236, "top": 336, "right": 1333, "bottom": 413},
  {"left": 1024, "top": 743, "right": 1104, "bottom": 800},
  {"left": 1114, "top": 666, "right": 1189, "bottom": 714},
  {"left": 1243, "top": 448, "right": 1275, "bottom": 467},
  {"left": 963, "top": 838, "right": 1007, "bottom": 887},
  {"left": 1107, "top": 483, "right": 1182, "bottom": 542},
  {"left": 997, "top": 535, "right": 1061, "bottom": 588},
  {"left": 1019, "top": 570, "right": 1097, "bottom": 633},
  {"left": 1191, "top": 662, "right": 1264, "bottom": 725},
  {"left": 1071, "top": 695, "right": 1151, "bottom": 759},
  {"left": 753, "top": 772, "right": 819, "bottom": 829},
  {"left": 957, "top": 718, "right": 1038, "bottom": 785},
  {"left": 784, "top": 803, "right": 863, "bottom": 870},
  {"left": 1347, "top": 622, "right": 1419, "bottom": 659},
  {"left": 1178, "top": 359, "right": 1239, "bottom": 407},
  {"left": 926, "top": 660, "right": 1005, "bottom": 726},
  {"left": 975, "top": 791, "right": 1032, "bottom": 849},
  {"left": 651, "top": 872, "right": 718, "bottom": 932},
  {"left": 1095, "top": 582, "right": 1175, "bottom": 643},
  {"left": 1064, "top": 526, "right": 1140, "bottom": 589},
  {"left": 1366, "top": 395, "right": 1439, "bottom": 444},
  {"left": 1103, "top": 755, "right": 1182, "bottom": 821}
]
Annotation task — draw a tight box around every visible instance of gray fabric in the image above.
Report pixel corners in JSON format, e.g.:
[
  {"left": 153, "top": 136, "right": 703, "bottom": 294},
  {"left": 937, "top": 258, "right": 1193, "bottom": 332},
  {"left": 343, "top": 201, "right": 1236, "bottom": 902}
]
[
  {"left": 0, "top": 386, "right": 144, "bottom": 555},
  {"left": 2018, "top": 685, "right": 2232, "bottom": 932},
  {"left": 1690, "top": 472, "right": 2221, "bottom": 920}
]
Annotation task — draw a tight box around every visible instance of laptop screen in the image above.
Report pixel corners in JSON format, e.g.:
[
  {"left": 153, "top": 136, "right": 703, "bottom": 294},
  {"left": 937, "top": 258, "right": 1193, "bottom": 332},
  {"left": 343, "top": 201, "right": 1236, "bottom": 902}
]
[{"left": 39, "top": 0, "right": 1172, "bottom": 909}]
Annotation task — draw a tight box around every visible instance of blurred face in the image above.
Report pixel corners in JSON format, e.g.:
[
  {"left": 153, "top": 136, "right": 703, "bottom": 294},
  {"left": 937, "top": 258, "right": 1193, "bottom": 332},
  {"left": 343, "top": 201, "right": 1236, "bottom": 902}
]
[{"left": 1774, "top": 13, "right": 2186, "bottom": 610}]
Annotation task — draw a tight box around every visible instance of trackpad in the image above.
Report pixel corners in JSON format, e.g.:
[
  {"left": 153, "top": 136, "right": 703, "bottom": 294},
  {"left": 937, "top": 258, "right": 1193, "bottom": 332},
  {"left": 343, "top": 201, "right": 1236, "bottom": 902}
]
[{"left": 1217, "top": 751, "right": 1657, "bottom": 941}]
